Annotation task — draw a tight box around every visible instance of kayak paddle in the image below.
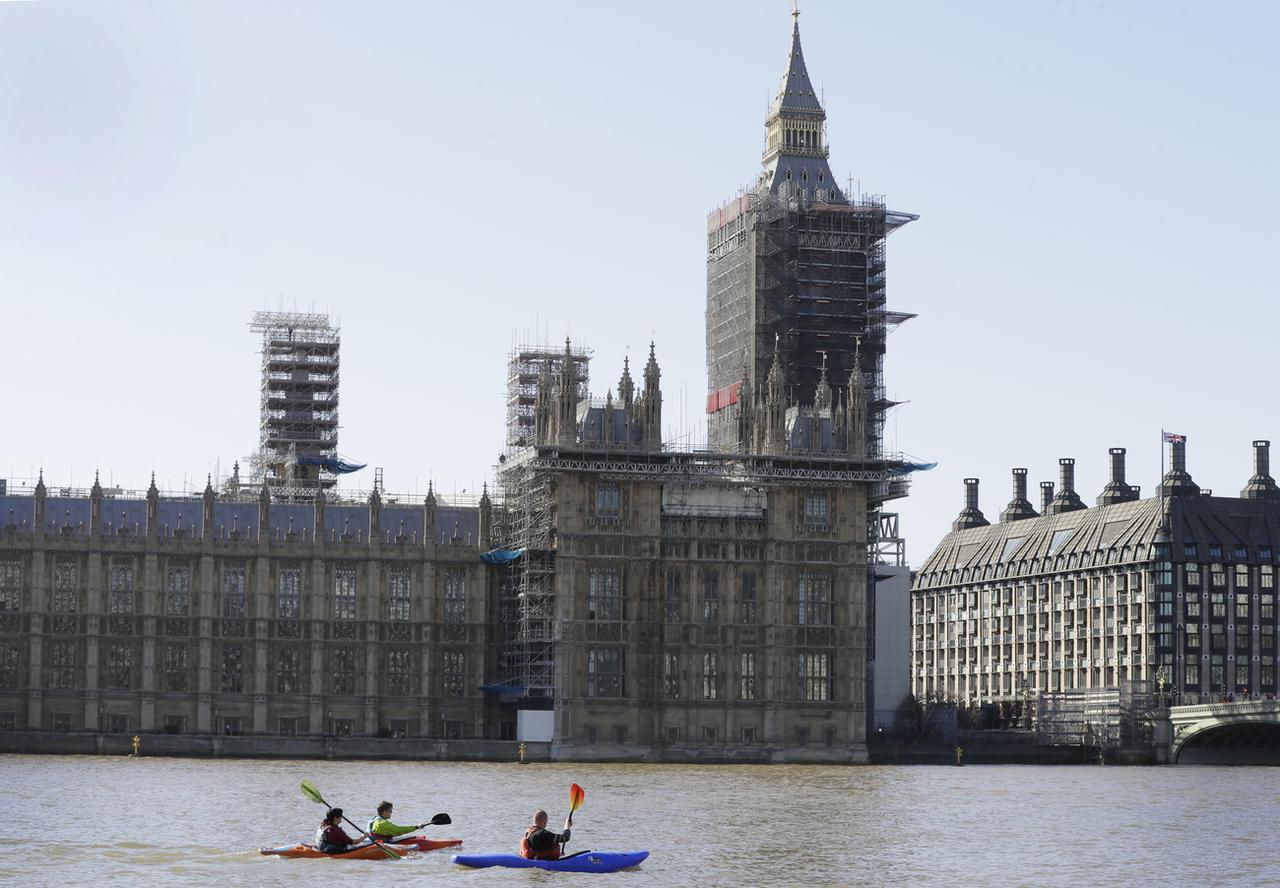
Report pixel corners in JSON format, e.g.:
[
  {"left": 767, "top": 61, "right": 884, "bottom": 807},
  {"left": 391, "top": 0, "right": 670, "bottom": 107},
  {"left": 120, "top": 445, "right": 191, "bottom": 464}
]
[
  {"left": 299, "top": 779, "right": 403, "bottom": 860},
  {"left": 562, "top": 783, "right": 585, "bottom": 855},
  {"left": 567, "top": 783, "right": 585, "bottom": 827}
]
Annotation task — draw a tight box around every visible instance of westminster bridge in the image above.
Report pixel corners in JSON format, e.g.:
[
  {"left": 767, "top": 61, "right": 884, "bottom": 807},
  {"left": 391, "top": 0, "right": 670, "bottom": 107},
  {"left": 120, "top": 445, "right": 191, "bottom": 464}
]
[{"left": 1168, "top": 699, "right": 1280, "bottom": 764}]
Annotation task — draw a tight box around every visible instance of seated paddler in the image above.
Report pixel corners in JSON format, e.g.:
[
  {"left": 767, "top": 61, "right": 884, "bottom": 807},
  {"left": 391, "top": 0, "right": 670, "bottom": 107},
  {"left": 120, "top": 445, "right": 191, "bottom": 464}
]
[
  {"left": 520, "top": 808, "right": 570, "bottom": 860},
  {"left": 368, "top": 800, "right": 429, "bottom": 842}
]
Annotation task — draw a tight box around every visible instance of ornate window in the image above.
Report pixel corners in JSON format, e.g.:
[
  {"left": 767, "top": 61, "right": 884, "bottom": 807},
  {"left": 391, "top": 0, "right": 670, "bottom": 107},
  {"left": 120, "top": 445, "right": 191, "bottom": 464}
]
[
  {"left": 587, "top": 568, "right": 622, "bottom": 621},
  {"left": 664, "top": 572, "right": 681, "bottom": 623},
  {"left": 595, "top": 482, "right": 620, "bottom": 520},
  {"left": 740, "top": 573, "right": 757, "bottom": 624},
  {"left": 329, "top": 646, "right": 357, "bottom": 695},
  {"left": 799, "top": 652, "right": 831, "bottom": 701},
  {"left": 108, "top": 563, "right": 135, "bottom": 614},
  {"left": 53, "top": 562, "right": 78, "bottom": 613},
  {"left": 740, "top": 652, "right": 756, "bottom": 701},
  {"left": 278, "top": 569, "right": 302, "bottom": 619},
  {"left": 798, "top": 573, "right": 832, "bottom": 626},
  {"left": 702, "top": 572, "right": 720, "bottom": 624},
  {"left": 701, "top": 652, "right": 719, "bottom": 700},
  {"left": 384, "top": 647, "right": 413, "bottom": 696},
  {"left": 333, "top": 567, "right": 357, "bottom": 621},
  {"left": 106, "top": 643, "right": 133, "bottom": 689},
  {"left": 165, "top": 566, "right": 191, "bottom": 616},
  {"left": 442, "top": 651, "right": 466, "bottom": 697},
  {"left": 663, "top": 651, "right": 680, "bottom": 699},
  {"left": 0, "top": 562, "right": 20, "bottom": 612},
  {"left": 803, "top": 491, "right": 829, "bottom": 527},
  {"left": 222, "top": 567, "right": 246, "bottom": 618},
  {"left": 388, "top": 569, "right": 411, "bottom": 621},
  {"left": 444, "top": 571, "right": 466, "bottom": 624},
  {"left": 0, "top": 642, "right": 18, "bottom": 687},
  {"left": 49, "top": 642, "right": 77, "bottom": 689},
  {"left": 220, "top": 644, "right": 243, "bottom": 693},
  {"left": 163, "top": 643, "right": 188, "bottom": 691},
  {"left": 275, "top": 646, "right": 301, "bottom": 694},
  {"left": 587, "top": 647, "right": 623, "bottom": 698}
]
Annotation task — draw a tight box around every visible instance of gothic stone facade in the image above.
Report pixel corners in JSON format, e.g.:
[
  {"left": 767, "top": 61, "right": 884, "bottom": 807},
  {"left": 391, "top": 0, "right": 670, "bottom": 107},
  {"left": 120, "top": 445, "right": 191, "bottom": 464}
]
[{"left": 0, "top": 477, "right": 501, "bottom": 743}]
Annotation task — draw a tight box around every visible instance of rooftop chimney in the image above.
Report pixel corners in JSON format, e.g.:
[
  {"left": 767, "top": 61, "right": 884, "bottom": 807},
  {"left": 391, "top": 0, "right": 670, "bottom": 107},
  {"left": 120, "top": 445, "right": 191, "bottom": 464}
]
[
  {"left": 1000, "top": 468, "right": 1038, "bottom": 522},
  {"left": 1241, "top": 440, "right": 1280, "bottom": 501},
  {"left": 952, "top": 477, "right": 991, "bottom": 532},
  {"left": 1159, "top": 435, "right": 1200, "bottom": 497},
  {"left": 1046, "top": 458, "right": 1087, "bottom": 514},
  {"left": 1097, "top": 447, "right": 1139, "bottom": 506},
  {"left": 1039, "top": 481, "right": 1055, "bottom": 515}
]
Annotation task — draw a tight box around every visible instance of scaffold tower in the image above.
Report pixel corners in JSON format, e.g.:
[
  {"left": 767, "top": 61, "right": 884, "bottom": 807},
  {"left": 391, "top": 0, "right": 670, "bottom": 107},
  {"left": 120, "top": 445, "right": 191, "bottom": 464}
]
[{"left": 250, "top": 311, "right": 341, "bottom": 499}]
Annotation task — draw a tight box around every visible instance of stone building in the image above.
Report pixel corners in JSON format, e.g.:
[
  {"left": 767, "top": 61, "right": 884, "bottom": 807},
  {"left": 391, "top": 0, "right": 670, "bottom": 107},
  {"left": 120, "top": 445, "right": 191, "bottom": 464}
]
[
  {"left": 912, "top": 439, "right": 1280, "bottom": 709},
  {"left": 496, "top": 338, "right": 902, "bottom": 762},
  {"left": 0, "top": 474, "right": 498, "bottom": 743}
]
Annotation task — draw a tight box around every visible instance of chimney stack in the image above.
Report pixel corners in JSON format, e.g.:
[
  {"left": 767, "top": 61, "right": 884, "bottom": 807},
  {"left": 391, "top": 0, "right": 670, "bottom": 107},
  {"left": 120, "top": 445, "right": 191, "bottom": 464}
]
[
  {"left": 1160, "top": 434, "right": 1200, "bottom": 497},
  {"left": 1040, "top": 481, "right": 1055, "bottom": 515},
  {"left": 952, "top": 477, "right": 991, "bottom": 532},
  {"left": 1241, "top": 440, "right": 1280, "bottom": 500},
  {"left": 1000, "top": 468, "right": 1038, "bottom": 522},
  {"left": 1098, "top": 447, "right": 1139, "bottom": 506},
  {"left": 1046, "top": 458, "right": 1087, "bottom": 514}
]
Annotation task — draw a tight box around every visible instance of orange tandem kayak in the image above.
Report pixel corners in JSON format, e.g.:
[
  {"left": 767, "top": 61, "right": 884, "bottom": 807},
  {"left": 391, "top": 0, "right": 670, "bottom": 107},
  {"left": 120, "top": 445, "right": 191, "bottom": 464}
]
[{"left": 260, "top": 837, "right": 462, "bottom": 859}]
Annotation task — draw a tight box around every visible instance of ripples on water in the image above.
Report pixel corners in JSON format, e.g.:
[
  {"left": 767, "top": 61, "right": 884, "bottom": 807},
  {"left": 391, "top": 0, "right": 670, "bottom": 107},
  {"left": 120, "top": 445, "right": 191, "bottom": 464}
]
[{"left": 0, "top": 756, "right": 1275, "bottom": 887}]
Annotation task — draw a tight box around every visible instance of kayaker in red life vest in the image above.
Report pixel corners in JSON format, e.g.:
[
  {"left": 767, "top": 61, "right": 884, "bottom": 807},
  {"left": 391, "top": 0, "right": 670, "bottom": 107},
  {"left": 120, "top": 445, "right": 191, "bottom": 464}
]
[
  {"left": 520, "top": 809, "right": 570, "bottom": 860},
  {"left": 316, "top": 807, "right": 357, "bottom": 854}
]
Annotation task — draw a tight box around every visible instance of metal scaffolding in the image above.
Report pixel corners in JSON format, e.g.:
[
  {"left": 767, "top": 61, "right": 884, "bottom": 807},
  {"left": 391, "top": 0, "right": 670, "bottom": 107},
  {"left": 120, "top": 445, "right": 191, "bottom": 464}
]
[
  {"left": 497, "top": 344, "right": 591, "bottom": 699},
  {"left": 249, "top": 311, "right": 341, "bottom": 500}
]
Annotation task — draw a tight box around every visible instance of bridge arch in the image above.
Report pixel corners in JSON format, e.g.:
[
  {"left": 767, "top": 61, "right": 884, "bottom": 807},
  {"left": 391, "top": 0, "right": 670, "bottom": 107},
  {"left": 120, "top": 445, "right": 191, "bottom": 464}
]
[{"left": 1173, "top": 717, "right": 1280, "bottom": 765}]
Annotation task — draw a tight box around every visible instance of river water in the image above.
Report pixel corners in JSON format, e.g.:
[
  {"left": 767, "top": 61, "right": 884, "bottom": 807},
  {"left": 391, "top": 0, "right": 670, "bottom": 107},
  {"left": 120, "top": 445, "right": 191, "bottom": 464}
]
[{"left": 0, "top": 756, "right": 1276, "bottom": 887}]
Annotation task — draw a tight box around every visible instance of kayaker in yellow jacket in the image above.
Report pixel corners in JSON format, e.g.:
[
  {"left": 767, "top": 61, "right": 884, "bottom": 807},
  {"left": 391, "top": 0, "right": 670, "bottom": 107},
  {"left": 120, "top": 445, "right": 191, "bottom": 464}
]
[{"left": 367, "top": 801, "right": 430, "bottom": 842}]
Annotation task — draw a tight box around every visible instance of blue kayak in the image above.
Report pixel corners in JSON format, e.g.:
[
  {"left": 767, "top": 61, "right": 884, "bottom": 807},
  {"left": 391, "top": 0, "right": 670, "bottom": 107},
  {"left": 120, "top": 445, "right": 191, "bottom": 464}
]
[{"left": 452, "top": 851, "right": 648, "bottom": 873}]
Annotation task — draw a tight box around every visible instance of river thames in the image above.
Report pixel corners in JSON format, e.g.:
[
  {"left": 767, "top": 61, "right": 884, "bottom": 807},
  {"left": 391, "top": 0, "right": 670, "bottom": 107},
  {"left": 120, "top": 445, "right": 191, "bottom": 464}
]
[{"left": 1, "top": 756, "right": 1275, "bottom": 887}]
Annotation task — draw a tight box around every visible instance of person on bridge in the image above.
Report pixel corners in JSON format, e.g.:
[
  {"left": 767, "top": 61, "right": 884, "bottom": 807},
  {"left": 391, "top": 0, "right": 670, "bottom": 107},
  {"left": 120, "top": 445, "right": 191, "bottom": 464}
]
[
  {"left": 367, "top": 801, "right": 430, "bottom": 843},
  {"left": 520, "top": 809, "right": 570, "bottom": 860}
]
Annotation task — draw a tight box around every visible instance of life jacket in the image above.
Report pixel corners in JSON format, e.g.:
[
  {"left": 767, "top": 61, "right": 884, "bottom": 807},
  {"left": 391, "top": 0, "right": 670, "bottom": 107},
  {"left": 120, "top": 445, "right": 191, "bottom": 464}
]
[{"left": 521, "top": 827, "right": 562, "bottom": 860}]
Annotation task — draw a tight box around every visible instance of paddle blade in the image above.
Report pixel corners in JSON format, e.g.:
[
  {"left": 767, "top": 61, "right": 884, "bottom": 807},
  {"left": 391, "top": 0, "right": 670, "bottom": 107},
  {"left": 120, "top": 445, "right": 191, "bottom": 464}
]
[
  {"left": 430, "top": 813, "right": 452, "bottom": 826},
  {"left": 300, "top": 780, "right": 326, "bottom": 806},
  {"left": 568, "top": 783, "right": 585, "bottom": 815}
]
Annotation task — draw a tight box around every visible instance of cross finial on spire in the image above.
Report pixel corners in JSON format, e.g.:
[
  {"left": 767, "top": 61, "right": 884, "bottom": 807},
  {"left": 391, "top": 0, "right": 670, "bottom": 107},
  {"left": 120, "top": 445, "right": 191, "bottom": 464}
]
[{"left": 792, "top": 0, "right": 800, "bottom": 26}]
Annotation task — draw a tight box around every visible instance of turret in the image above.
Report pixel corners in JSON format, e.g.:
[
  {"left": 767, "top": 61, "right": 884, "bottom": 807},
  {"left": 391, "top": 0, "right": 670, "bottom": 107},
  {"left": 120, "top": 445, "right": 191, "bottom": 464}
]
[
  {"left": 146, "top": 472, "right": 160, "bottom": 537},
  {"left": 34, "top": 469, "right": 47, "bottom": 534},
  {"left": 479, "top": 482, "right": 492, "bottom": 548},
  {"left": 202, "top": 474, "right": 216, "bottom": 535},
  {"left": 814, "top": 352, "right": 832, "bottom": 414},
  {"left": 999, "top": 468, "right": 1038, "bottom": 522},
  {"left": 952, "top": 478, "right": 990, "bottom": 532},
  {"left": 1046, "top": 459, "right": 1087, "bottom": 514},
  {"left": 368, "top": 486, "right": 382, "bottom": 540},
  {"left": 90, "top": 471, "right": 103, "bottom": 535},
  {"left": 1097, "top": 447, "right": 1139, "bottom": 506},
  {"left": 534, "top": 358, "right": 555, "bottom": 446},
  {"left": 638, "top": 341, "right": 663, "bottom": 450},
  {"left": 763, "top": 344, "right": 787, "bottom": 453},
  {"left": 617, "top": 356, "right": 634, "bottom": 408},
  {"left": 1241, "top": 440, "right": 1280, "bottom": 501},
  {"left": 257, "top": 481, "right": 271, "bottom": 540},
  {"left": 846, "top": 338, "right": 867, "bottom": 459}
]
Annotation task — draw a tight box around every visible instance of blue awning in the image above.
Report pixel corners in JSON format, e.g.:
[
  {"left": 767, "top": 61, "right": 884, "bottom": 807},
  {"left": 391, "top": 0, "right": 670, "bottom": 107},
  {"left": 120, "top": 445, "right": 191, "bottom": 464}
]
[{"left": 481, "top": 547, "right": 526, "bottom": 565}]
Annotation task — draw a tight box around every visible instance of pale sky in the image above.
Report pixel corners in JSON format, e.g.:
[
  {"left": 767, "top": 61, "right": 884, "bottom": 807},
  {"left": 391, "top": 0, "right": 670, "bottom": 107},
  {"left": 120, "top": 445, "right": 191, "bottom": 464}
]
[{"left": 2, "top": 1, "right": 1277, "bottom": 563}]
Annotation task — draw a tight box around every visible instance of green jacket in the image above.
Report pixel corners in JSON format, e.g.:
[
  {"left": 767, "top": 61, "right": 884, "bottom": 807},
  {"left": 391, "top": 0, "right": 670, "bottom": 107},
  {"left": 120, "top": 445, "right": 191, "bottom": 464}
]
[{"left": 367, "top": 815, "right": 418, "bottom": 838}]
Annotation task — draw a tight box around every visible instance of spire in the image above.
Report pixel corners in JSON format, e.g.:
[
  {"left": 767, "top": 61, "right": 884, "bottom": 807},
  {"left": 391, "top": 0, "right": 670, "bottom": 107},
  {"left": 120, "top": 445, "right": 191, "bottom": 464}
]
[
  {"left": 762, "top": 5, "right": 841, "bottom": 199},
  {"left": 814, "top": 351, "right": 832, "bottom": 413},
  {"left": 618, "top": 356, "right": 634, "bottom": 407},
  {"left": 91, "top": 470, "right": 102, "bottom": 497}
]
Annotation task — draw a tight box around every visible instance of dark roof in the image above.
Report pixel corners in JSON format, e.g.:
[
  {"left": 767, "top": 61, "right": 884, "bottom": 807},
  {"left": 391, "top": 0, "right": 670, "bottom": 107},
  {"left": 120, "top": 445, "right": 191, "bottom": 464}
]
[
  {"left": 916, "top": 494, "right": 1280, "bottom": 588},
  {"left": 771, "top": 23, "right": 824, "bottom": 116}
]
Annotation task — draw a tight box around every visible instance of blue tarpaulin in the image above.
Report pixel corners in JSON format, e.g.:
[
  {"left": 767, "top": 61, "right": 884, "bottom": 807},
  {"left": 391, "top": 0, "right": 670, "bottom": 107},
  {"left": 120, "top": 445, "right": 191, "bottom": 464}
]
[
  {"left": 888, "top": 461, "right": 937, "bottom": 476},
  {"left": 297, "top": 456, "right": 367, "bottom": 474},
  {"left": 481, "top": 682, "right": 527, "bottom": 696},
  {"left": 481, "top": 547, "right": 526, "bottom": 565}
]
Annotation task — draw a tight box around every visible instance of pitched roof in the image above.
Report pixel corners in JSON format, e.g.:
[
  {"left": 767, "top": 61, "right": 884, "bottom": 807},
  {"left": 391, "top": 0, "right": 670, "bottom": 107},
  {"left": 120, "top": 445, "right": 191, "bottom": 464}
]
[{"left": 771, "top": 21, "right": 824, "bottom": 117}]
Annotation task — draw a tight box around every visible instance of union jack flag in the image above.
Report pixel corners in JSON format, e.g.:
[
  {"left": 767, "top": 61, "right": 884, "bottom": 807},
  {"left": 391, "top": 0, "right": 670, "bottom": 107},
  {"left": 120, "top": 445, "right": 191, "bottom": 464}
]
[{"left": 1163, "top": 431, "right": 1185, "bottom": 443}]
